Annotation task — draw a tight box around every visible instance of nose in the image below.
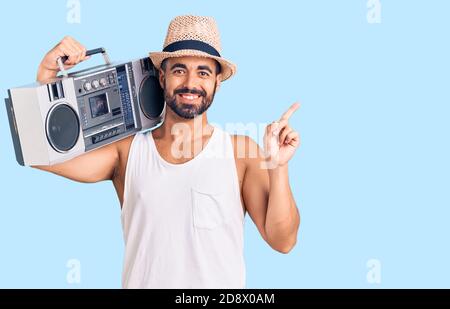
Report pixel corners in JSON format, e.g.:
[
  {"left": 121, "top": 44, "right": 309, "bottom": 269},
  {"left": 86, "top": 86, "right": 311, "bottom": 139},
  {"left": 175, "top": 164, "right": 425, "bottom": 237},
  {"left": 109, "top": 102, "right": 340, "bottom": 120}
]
[{"left": 183, "top": 71, "right": 199, "bottom": 90}]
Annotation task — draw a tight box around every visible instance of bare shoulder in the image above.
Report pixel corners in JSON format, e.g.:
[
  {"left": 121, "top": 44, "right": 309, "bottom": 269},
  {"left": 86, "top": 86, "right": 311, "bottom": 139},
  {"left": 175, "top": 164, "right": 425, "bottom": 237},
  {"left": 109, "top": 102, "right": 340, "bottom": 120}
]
[
  {"left": 112, "top": 134, "right": 135, "bottom": 180},
  {"left": 116, "top": 134, "right": 136, "bottom": 167},
  {"left": 229, "top": 134, "right": 267, "bottom": 206},
  {"left": 117, "top": 134, "right": 135, "bottom": 154}
]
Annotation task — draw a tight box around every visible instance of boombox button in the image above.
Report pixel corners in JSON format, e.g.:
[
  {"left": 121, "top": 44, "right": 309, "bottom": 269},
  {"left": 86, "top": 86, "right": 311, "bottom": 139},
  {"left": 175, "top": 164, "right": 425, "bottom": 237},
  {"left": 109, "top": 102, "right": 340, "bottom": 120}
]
[
  {"left": 92, "top": 79, "right": 100, "bottom": 89},
  {"left": 100, "top": 78, "right": 107, "bottom": 86},
  {"left": 83, "top": 82, "right": 92, "bottom": 91}
]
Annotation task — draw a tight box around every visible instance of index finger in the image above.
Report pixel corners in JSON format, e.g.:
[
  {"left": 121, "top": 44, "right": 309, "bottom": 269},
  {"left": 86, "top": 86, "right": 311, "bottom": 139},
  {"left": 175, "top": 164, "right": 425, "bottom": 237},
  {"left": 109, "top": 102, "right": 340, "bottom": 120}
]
[{"left": 279, "top": 102, "right": 300, "bottom": 121}]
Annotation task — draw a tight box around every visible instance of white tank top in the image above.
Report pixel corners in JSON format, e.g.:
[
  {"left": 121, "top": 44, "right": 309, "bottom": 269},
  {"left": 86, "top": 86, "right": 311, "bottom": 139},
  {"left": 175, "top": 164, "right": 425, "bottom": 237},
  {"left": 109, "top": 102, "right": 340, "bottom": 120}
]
[{"left": 120, "top": 125, "right": 246, "bottom": 288}]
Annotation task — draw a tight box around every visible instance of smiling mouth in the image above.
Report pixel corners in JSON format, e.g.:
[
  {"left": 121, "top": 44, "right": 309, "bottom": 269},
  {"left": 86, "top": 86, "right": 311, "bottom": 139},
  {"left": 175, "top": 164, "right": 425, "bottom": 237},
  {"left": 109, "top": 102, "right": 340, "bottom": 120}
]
[{"left": 178, "top": 93, "right": 201, "bottom": 102}]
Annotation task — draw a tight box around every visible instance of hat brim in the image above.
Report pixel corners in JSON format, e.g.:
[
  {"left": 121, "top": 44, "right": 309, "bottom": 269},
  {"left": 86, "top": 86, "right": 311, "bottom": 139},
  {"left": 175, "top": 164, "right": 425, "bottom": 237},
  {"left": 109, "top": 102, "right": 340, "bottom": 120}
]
[{"left": 149, "top": 49, "right": 236, "bottom": 81}]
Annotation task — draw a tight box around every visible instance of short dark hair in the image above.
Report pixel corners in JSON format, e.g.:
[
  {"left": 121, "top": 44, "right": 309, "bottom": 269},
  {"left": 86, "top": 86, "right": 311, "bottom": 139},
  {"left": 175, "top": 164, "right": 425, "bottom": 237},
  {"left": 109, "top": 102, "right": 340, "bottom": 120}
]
[{"left": 160, "top": 58, "right": 222, "bottom": 75}]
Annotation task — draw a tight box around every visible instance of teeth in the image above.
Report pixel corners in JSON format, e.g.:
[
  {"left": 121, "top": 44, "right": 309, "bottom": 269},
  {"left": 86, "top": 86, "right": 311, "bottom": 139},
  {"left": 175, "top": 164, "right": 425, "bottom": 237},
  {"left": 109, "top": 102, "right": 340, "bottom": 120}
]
[{"left": 180, "top": 94, "right": 199, "bottom": 100}]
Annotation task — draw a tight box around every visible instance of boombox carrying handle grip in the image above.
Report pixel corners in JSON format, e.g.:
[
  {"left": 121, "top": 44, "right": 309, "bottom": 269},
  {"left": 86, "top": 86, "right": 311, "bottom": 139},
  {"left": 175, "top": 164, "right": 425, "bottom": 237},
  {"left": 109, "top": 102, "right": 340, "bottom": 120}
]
[{"left": 56, "top": 47, "right": 111, "bottom": 78}]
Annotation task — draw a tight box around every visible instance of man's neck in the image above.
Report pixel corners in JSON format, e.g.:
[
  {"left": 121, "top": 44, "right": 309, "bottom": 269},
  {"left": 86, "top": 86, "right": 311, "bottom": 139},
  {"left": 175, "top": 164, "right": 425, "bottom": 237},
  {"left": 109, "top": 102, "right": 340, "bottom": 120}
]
[{"left": 152, "top": 106, "right": 213, "bottom": 143}]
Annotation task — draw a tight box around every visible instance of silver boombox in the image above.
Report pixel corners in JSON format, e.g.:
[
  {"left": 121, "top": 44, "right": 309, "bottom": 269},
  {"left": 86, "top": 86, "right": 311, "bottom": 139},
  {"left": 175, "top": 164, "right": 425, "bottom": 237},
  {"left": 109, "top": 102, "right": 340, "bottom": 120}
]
[{"left": 5, "top": 48, "right": 166, "bottom": 166}]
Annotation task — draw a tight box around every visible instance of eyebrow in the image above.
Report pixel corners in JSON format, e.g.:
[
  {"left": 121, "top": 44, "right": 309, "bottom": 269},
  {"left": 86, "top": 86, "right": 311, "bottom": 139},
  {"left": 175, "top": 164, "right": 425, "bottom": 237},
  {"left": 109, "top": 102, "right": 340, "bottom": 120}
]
[
  {"left": 170, "top": 63, "right": 213, "bottom": 74},
  {"left": 170, "top": 63, "right": 187, "bottom": 70},
  {"left": 197, "top": 65, "right": 213, "bottom": 74}
]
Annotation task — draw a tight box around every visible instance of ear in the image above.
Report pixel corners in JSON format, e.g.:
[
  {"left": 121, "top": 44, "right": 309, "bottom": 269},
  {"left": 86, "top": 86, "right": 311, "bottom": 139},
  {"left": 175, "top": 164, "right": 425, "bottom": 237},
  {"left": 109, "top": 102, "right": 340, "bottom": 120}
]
[
  {"left": 158, "top": 69, "right": 165, "bottom": 89},
  {"left": 215, "top": 74, "right": 222, "bottom": 92}
]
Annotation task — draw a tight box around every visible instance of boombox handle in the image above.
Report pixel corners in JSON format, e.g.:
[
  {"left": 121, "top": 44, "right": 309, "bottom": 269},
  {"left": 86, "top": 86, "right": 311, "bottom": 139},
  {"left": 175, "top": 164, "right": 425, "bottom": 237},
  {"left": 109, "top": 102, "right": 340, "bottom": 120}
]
[{"left": 56, "top": 47, "right": 111, "bottom": 78}]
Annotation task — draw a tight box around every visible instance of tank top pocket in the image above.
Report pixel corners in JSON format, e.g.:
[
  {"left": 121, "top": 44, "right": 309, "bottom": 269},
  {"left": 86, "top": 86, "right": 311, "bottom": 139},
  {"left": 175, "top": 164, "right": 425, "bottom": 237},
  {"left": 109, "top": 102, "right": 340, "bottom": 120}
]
[{"left": 191, "top": 187, "right": 229, "bottom": 230}]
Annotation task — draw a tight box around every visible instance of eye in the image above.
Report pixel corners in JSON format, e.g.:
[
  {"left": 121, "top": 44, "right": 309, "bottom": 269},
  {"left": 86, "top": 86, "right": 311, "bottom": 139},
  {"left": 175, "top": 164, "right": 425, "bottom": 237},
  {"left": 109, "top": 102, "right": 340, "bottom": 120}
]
[
  {"left": 173, "top": 69, "right": 185, "bottom": 75},
  {"left": 199, "top": 71, "right": 210, "bottom": 77}
]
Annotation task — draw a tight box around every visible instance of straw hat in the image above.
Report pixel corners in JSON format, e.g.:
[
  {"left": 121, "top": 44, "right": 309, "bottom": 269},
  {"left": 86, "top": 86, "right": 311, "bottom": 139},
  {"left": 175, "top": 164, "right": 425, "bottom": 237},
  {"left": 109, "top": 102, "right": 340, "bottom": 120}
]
[{"left": 149, "top": 15, "right": 237, "bottom": 81}]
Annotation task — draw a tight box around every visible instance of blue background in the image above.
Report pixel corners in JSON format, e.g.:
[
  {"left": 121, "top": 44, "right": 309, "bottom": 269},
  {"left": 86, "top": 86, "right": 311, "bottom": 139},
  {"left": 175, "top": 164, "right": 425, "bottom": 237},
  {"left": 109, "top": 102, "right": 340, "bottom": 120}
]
[{"left": 1, "top": 0, "right": 449, "bottom": 288}]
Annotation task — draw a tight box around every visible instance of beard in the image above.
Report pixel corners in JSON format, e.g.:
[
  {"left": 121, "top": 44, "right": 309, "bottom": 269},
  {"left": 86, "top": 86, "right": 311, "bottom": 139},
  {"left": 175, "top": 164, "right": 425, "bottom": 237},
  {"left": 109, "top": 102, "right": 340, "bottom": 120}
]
[{"left": 164, "top": 81, "right": 217, "bottom": 119}]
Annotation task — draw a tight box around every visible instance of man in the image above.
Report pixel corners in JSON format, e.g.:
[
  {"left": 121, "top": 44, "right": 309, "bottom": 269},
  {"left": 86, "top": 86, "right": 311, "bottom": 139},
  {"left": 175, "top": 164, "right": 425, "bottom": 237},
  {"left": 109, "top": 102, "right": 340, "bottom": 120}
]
[{"left": 34, "top": 15, "right": 300, "bottom": 288}]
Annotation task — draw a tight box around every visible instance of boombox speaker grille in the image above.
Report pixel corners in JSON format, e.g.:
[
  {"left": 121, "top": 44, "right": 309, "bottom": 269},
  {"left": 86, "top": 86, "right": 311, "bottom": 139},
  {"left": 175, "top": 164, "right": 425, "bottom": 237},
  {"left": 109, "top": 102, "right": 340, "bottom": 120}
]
[
  {"left": 139, "top": 76, "right": 165, "bottom": 119},
  {"left": 46, "top": 103, "right": 80, "bottom": 152}
]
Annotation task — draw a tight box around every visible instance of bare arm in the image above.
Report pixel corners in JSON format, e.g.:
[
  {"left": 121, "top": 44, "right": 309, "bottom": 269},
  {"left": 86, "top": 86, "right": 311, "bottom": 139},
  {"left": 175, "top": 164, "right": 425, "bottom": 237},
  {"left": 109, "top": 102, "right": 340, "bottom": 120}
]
[
  {"left": 33, "top": 36, "right": 118, "bottom": 183},
  {"left": 240, "top": 103, "right": 302, "bottom": 254},
  {"left": 241, "top": 136, "right": 300, "bottom": 254},
  {"left": 32, "top": 142, "right": 119, "bottom": 183}
]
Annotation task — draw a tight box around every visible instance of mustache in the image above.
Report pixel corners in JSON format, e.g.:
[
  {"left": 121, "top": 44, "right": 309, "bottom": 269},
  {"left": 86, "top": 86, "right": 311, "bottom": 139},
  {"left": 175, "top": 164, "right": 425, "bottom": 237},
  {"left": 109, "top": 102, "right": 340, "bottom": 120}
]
[{"left": 174, "top": 87, "right": 206, "bottom": 97}]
